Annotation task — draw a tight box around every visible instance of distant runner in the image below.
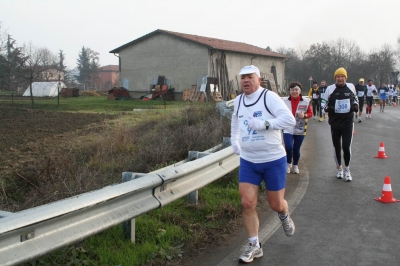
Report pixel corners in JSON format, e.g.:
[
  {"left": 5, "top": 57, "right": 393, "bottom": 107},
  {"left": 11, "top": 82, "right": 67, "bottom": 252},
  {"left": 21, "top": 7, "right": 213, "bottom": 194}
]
[
  {"left": 355, "top": 78, "right": 367, "bottom": 122},
  {"left": 365, "top": 79, "right": 377, "bottom": 119}
]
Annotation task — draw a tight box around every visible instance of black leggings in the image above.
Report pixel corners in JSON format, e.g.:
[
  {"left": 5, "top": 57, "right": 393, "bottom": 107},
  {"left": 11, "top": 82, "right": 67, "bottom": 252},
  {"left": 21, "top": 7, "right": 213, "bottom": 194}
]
[
  {"left": 331, "top": 123, "right": 353, "bottom": 167},
  {"left": 358, "top": 98, "right": 364, "bottom": 112},
  {"left": 366, "top": 96, "right": 373, "bottom": 114},
  {"left": 312, "top": 100, "right": 319, "bottom": 117}
]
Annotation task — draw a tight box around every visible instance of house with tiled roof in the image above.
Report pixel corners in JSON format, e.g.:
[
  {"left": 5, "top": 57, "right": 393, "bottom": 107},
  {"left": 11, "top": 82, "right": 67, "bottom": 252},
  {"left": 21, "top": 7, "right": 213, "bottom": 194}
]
[
  {"left": 110, "top": 29, "right": 288, "bottom": 99},
  {"left": 96, "top": 65, "right": 120, "bottom": 90}
]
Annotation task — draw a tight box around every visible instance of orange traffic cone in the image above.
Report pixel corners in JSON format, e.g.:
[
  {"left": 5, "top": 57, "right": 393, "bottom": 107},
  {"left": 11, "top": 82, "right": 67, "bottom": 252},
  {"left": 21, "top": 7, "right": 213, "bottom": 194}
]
[
  {"left": 374, "top": 102, "right": 377, "bottom": 107},
  {"left": 375, "top": 176, "right": 400, "bottom": 203},
  {"left": 374, "top": 142, "right": 389, "bottom": 159}
]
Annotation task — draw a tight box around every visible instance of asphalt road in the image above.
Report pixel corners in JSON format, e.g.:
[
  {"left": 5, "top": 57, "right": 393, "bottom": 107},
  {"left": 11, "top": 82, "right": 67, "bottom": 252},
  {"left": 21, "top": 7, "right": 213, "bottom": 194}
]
[{"left": 200, "top": 104, "right": 400, "bottom": 266}]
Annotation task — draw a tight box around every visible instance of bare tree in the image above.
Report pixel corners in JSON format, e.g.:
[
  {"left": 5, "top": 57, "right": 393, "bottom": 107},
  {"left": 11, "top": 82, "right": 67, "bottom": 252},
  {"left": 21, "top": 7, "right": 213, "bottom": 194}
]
[
  {"left": 22, "top": 43, "right": 46, "bottom": 107},
  {"left": 0, "top": 22, "right": 6, "bottom": 53},
  {"left": 329, "top": 38, "right": 358, "bottom": 70},
  {"left": 395, "top": 35, "right": 400, "bottom": 70},
  {"left": 39, "top": 48, "right": 58, "bottom": 81},
  {"left": 305, "top": 42, "right": 333, "bottom": 83},
  {"left": 277, "top": 46, "right": 303, "bottom": 91},
  {"left": 277, "top": 38, "right": 398, "bottom": 90}
]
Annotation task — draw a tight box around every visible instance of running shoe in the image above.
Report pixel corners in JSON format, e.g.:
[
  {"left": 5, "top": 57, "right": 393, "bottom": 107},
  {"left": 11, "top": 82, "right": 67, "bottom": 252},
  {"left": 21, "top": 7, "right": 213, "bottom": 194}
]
[
  {"left": 280, "top": 213, "right": 295, "bottom": 236},
  {"left": 358, "top": 117, "right": 362, "bottom": 123},
  {"left": 293, "top": 165, "right": 299, "bottom": 174},
  {"left": 319, "top": 117, "right": 323, "bottom": 122},
  {"left": 344, "top": 169, "right": 352, "bottom": 182},
  {"left": 286, "top": 163, "right": 291, "bottom": 174},
  {"left": 323, "top": 113, "right": 327, "bottom": 119},
  {"left": 336, "top": 167, "right": 343, "bottom": 179},
  {"left": 238, "top": 242, "right": 263, "bottom": 263},
  {"left": 313, "top": 116, "right": 316, "bottom": 120}
]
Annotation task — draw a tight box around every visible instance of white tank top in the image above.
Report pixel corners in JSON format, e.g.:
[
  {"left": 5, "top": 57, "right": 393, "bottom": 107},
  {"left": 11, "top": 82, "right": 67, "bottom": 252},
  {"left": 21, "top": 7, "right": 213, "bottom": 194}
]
[{"left": 236, "top": 91, "right": 286, "bottom": 163}]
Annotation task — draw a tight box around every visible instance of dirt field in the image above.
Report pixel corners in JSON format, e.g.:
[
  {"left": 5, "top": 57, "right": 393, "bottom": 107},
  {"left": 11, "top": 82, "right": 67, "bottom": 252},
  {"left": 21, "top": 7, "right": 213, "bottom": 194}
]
[{"left": 0, "top": 106, "right": 115, "bottom": 203}]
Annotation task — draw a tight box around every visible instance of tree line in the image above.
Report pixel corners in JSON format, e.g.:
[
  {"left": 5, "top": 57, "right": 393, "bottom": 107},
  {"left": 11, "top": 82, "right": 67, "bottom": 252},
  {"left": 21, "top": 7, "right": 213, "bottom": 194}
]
[
  {"left": 0, "top": 22, "right": 100, "bottom": 94},
  {"left": 277, "top": 37, "right": 400, "bottom": 92}
]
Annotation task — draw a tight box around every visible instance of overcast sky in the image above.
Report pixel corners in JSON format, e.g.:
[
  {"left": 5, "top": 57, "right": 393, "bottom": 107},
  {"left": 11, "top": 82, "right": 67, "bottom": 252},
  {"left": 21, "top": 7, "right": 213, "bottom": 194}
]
[{"left": 1, "top": 0, "right": 399, "bottom": 69}]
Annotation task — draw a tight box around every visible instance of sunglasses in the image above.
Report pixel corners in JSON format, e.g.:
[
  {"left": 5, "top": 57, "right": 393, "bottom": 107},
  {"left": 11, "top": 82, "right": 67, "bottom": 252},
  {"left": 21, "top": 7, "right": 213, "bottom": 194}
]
[{"left": 290, "top": 87, "right": 300, "bottom": 91}]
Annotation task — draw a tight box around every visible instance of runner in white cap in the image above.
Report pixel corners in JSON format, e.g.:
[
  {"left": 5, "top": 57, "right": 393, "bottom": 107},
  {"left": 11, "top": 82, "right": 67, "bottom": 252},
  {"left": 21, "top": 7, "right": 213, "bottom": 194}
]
[{"left": 231, "top": 65, "right": 296, "bottom": 263}]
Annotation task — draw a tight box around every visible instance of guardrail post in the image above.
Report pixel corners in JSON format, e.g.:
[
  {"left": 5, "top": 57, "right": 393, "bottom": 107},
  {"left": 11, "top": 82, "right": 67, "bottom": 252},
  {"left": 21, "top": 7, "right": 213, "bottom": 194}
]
[
  {"left": 222, "top": 137, "right": 231, "bottom": 148},
  {"left": 121, "top": 172, "right": 147, "bottom": 243},
  {"left": 187, "top": 151, "right": 214, "bottom": 205}
]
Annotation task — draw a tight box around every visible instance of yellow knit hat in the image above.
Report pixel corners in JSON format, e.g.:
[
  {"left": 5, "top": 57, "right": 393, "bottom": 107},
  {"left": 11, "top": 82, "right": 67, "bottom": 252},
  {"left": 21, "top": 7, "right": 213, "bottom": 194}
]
[{"left": 334, "top": 67, "right": 347, "bottom": 79}]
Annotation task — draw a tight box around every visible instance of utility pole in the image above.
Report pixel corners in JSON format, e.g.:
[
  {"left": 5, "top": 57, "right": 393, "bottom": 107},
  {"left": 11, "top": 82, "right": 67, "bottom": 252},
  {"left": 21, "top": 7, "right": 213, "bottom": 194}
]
[
  {"left": 29, "top": 74, "right": 34, "bottom": 108},
  {"left": 58, "top": 72, "right": 60, "bottom": 105}
]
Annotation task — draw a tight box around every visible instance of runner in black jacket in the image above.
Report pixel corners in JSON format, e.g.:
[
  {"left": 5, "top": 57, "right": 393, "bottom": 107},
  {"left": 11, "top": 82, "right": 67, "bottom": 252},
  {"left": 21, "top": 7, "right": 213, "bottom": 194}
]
[
  {"left": 355, "top": 78, "right": 367, "bottom": 122},
  {"left": 322, "top": 67, "right": 358, "bottom": 182}
]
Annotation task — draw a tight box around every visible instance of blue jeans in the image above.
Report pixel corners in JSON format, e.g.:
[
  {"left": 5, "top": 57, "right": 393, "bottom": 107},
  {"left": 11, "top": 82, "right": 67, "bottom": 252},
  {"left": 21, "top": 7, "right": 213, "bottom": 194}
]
[{"left": 283, "top": 133, "right": 305, "bottom": 165}]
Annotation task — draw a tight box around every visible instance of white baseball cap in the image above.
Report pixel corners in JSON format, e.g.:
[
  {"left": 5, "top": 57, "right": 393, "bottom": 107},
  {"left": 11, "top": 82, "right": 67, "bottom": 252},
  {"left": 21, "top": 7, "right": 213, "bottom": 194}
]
[{"left": 238, "top": 65, "right": 260, "bottom": 78}]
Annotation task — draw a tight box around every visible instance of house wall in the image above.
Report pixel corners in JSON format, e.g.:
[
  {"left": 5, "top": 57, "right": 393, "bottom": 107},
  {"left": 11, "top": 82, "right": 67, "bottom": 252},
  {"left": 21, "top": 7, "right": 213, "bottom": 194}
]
[
  {"left": 119, "top": 34, "right": 209, "bottom": 99},
  {"left": 40, "top": 69, "right": 65, "bottom": 81},
  {"left": 216, "top": 52, "right": 286, "bottom": 94},
  {"left": 97, "top": 69, "right": 120, "bottom": 90}
]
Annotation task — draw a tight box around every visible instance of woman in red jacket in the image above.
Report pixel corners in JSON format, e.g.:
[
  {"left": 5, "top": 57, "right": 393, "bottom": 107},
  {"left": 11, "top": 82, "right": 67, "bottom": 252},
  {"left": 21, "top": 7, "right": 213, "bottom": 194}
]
[{"left": 282, "top": 82, "right": 313, "bottom": 174}]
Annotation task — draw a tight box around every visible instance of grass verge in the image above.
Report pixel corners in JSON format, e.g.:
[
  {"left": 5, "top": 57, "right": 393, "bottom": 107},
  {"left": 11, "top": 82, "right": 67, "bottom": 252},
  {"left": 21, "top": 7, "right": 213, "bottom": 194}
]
[{"left": 0, "top": 98, "right": 242, "bottom": 266}]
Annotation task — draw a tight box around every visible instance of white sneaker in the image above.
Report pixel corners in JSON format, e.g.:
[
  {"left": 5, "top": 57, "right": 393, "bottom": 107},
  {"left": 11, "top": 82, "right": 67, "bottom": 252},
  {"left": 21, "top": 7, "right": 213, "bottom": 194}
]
[
  {"left": 358, "top": 117, "right": 362, "bottom": 123},
  {"left": 280, "top": 212, "right": 295, "bottom": 236},
  {"left": 293, "top": 165, "right": 299, "bottom": 174},
  {"left": 344, "top": 168, "right": 352, "bottom": 182},
  {"left": 336, "top": 167, "right": 343, "bottom": 179},
  {"left": 286, "top": 163, "right": 291, "bottom": 174},
  {"left": 238, "top": 242, "right": 263, "bottom": 263}
]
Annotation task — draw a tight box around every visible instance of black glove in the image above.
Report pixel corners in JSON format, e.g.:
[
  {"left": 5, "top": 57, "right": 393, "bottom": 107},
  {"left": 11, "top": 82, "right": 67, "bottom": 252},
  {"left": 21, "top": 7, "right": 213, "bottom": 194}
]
[
  {"left": 352, "top": 104, "right": 359, "bottom": 112},
  {"left": 324, "top": 106, "right": 334, "bottom": 113}
]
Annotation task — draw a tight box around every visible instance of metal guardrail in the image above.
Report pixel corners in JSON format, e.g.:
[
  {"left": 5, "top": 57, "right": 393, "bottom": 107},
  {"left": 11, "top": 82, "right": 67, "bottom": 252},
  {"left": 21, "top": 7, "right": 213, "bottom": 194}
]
[{"left": 0, "top": 139, "right": 238, "bottom": 266}]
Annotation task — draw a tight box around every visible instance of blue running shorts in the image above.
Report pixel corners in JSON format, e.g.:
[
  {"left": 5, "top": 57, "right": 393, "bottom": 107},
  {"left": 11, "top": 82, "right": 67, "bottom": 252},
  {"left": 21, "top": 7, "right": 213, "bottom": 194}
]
[
  {"left": 379, "top": 95, "right": 387, "bottom": 101},
  {"left": 239, "top": 156, "right": 286, "bottom": 191}
]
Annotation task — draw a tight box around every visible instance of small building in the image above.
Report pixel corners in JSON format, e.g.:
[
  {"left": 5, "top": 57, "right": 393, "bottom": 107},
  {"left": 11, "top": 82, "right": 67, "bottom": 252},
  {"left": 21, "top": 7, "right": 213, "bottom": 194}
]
[
  {"left": 110, "top": 29, "right": 288, "bottom": 100},
  {"left": 60, "top": 87, "right": 79, "bottom": 97},
  {"left": 107, "top": 87, "right": 131, "bottom": 100}
]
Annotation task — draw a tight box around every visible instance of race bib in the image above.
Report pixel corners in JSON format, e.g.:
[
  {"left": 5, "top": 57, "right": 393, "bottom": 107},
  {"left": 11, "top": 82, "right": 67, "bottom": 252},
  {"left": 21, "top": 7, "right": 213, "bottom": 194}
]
[
  {"left": 358, "top": 91, "right": 364, "bottom": 97},
  {"left": 313, "top": 93, "right": 318, "bottom": 99},
  {"left": 335, "top": 99, "right": 350, "bottom": 113},
  {"left": 367, "top": 90, "right": 372, "bottom": 97},
  {"left": 320, "top": 93, "right": 325, "bottom": 99},
  {"left": 380, "top": 89, "right": 385, "bottom": 94}
]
